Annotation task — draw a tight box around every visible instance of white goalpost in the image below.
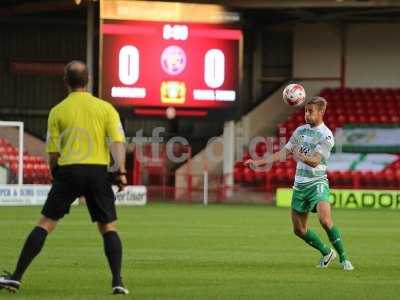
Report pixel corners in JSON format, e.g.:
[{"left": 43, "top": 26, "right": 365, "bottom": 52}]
[
  {"left": 200, "top": 121, "right": 235, "bottom": 206},
  {"left": 203, "top": 169, "right": 208, "bottom": 206},
  {"left": 0, "top": 121, "right": 24, "bottom": 185}
]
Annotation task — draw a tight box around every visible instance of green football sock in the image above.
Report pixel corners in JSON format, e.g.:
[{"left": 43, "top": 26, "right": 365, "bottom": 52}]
[
  {"left": 302, "top": 229, "right": 331, "bottom": 256},
  {"left": 326, "top": 226, "right": 348, "bottom": 262}
]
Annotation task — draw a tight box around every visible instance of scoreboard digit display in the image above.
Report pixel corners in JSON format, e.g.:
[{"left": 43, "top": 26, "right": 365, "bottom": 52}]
[{"left": 100, "top": 20, "right": 242, "bottom": 118}]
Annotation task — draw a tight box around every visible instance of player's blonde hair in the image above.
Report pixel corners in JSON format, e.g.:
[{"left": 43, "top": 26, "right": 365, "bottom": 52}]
[{"left": 306, "top": 96, "right": 327, "bottom": 113}]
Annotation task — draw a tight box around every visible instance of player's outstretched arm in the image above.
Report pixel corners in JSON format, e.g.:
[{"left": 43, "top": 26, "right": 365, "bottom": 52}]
[{"left": 244, "top": 147, "right": 291, "bottom": 168}]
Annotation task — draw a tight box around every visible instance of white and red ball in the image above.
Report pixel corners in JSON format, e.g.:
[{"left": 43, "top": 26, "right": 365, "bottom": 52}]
[{"left": 283, "top": 84, "right": 306, "bottom": 106}]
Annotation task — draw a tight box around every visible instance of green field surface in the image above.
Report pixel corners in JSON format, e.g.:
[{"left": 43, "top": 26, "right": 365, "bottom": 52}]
[{"left": 0, "top": 203, "right": 399, "bottom": 300}]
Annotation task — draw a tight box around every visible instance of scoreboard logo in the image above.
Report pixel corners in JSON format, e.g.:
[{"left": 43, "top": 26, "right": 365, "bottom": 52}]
[
  {"left": 161, "top": 45, "right": 187, "bottom": 76},
  {"left": 161, "top": 81, "right": 186, "bottom": 104}
]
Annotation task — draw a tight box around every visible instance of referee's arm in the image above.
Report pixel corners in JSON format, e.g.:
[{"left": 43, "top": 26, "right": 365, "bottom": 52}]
[
  {"left": 107, "top": 106, "right": 127, "bottom": 190},
  {"left": 46, "top": 108, "right": 60, "bottom": 177}
]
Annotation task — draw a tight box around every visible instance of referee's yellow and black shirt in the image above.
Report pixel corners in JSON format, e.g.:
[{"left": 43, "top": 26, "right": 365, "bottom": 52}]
[{"left": 46, "top": 92, "right": 125, "bottom": 166}]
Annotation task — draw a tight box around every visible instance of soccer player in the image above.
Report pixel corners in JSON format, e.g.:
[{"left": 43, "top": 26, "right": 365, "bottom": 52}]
[
  {"left": 246, "top": 97, "right": 354, "bottom": 271},
  {"left": 0, "top": 61, "right": 130, "bottom": 294}
]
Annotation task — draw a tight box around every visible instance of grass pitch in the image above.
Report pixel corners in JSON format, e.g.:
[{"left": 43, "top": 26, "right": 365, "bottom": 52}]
[{"left": 0, "top": 203, "right": 399, "bottom": 300}]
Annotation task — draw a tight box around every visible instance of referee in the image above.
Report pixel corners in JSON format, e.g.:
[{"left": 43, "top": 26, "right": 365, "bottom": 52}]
[{"left": 0, "top": 61, "right": 129, "bottom": 295}]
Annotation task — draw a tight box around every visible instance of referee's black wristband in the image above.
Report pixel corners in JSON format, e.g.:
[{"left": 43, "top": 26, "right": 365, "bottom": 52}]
[
  {"left": 117, "top": 171, "right": 127, "bottom": 176},
  {"left": 51, "top": 166, "right": 59, "bottom": 178}
]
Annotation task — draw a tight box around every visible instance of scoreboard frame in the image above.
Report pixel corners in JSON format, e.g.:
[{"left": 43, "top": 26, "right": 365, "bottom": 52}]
[{"left": 98, "top": 4, "right": 243, "bottom": 120}]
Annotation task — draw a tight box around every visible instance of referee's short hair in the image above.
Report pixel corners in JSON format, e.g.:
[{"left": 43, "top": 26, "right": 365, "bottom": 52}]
[{"left": 64, "top": 60, "right": 89, "bottom": 89}]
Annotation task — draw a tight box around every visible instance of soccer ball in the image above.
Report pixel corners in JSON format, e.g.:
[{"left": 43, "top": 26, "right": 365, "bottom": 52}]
[{"left": 283, "top": 84, "right": 306, "bottom": 106}]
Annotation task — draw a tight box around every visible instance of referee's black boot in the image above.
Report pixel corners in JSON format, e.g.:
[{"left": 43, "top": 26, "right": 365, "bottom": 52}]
[{"left": 0, "top": 271, "right": 21, "bottom": 293}]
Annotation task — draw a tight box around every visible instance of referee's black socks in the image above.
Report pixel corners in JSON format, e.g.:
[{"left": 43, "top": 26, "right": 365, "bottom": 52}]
[
  {"left": 12, "top": 226, "right": 48, "bottom": 281},
  {"left": 103, "top": 231, "right": 123, "bottom": 287}
]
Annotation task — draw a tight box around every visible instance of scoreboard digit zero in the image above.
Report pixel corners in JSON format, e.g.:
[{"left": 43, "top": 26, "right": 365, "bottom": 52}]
[{"left": 100, "top": 20, "right": 242, "bottom": 118}]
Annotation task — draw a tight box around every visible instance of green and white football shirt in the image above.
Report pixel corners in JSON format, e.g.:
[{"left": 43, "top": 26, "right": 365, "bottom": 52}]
[{"left": 285, "top": 123, "right": 334, "bottom": 186}]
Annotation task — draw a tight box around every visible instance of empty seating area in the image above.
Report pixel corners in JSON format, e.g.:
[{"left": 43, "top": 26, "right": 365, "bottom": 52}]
[
  {"left": 234, "top": 87, "right": 400, "bottom": 190},
  {"left": 0, "top": 138, "right": 51, "bottom": 184},
  {"left": 285, "top": 88, "right": 400, "bottom": 139},
  {"left": 321, "top": 87, "right": 400, "bottom": 130},
  {"left": 327, "top": 157, "right": 400, "bottom": 189}
]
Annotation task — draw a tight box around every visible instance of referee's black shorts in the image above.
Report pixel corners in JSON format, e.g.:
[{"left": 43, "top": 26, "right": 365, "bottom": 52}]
[{"left": 42, "top": 164, "right": 117, "bottom": 223}]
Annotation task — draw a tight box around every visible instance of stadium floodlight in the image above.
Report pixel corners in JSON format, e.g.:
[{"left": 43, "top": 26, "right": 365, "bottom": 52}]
[{"left": 0, "top": 121, "right": 24, "bottom": 185}]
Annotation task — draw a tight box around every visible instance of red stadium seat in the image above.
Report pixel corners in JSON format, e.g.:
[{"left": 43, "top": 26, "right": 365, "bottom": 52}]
[
  {"left": 235, "top": 161, "right": 244, "bottom": 169},
  {"left": 242, "top": 152, "right": 251, "bottom": 162},
  {"left": 379, "top": 115, "right": 390, "bottom": 124},
  {"left": 343, "top": 94, "right": 353, "bottom": 102},
  {"left": 368, "top": 116, "right": 378, "bottom": 123},
  {"left": 383, "top": 170, "right": 396, "bottom": 188},
  {"left": 254, "top": 170, "right": 266, "bottom": 183},
  {"left": 255, "top": 142, "right": 267, "bottom": 157},
  {"left": 338, "top": 115, "right": 348, "bottom": 124},
  {"left": 234, "top": 166, "right": 243, "bottom": 182},
  {"left": 357, "top": 115, "right": 367, "bottom": 123},
  {"left": 390, "top": 116, "right": 400, "bottom": 123},
  {"left": 5, "top": 146, "right": 16, "bottom": 155},
  {"left": 348, "top": 115, "right": 357, "bottom": 123},
  {"left": 10, "top": 162, "right": 18, "bottom": 174},
  {"left": 242, "top": 167, "right": 254, "bottom": 183},
  {"left": 295, "top": 115, "right": 303, "bottom": 123},
  {"left": 328, "top": 171, "right": 340, "bottom": 188}
]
